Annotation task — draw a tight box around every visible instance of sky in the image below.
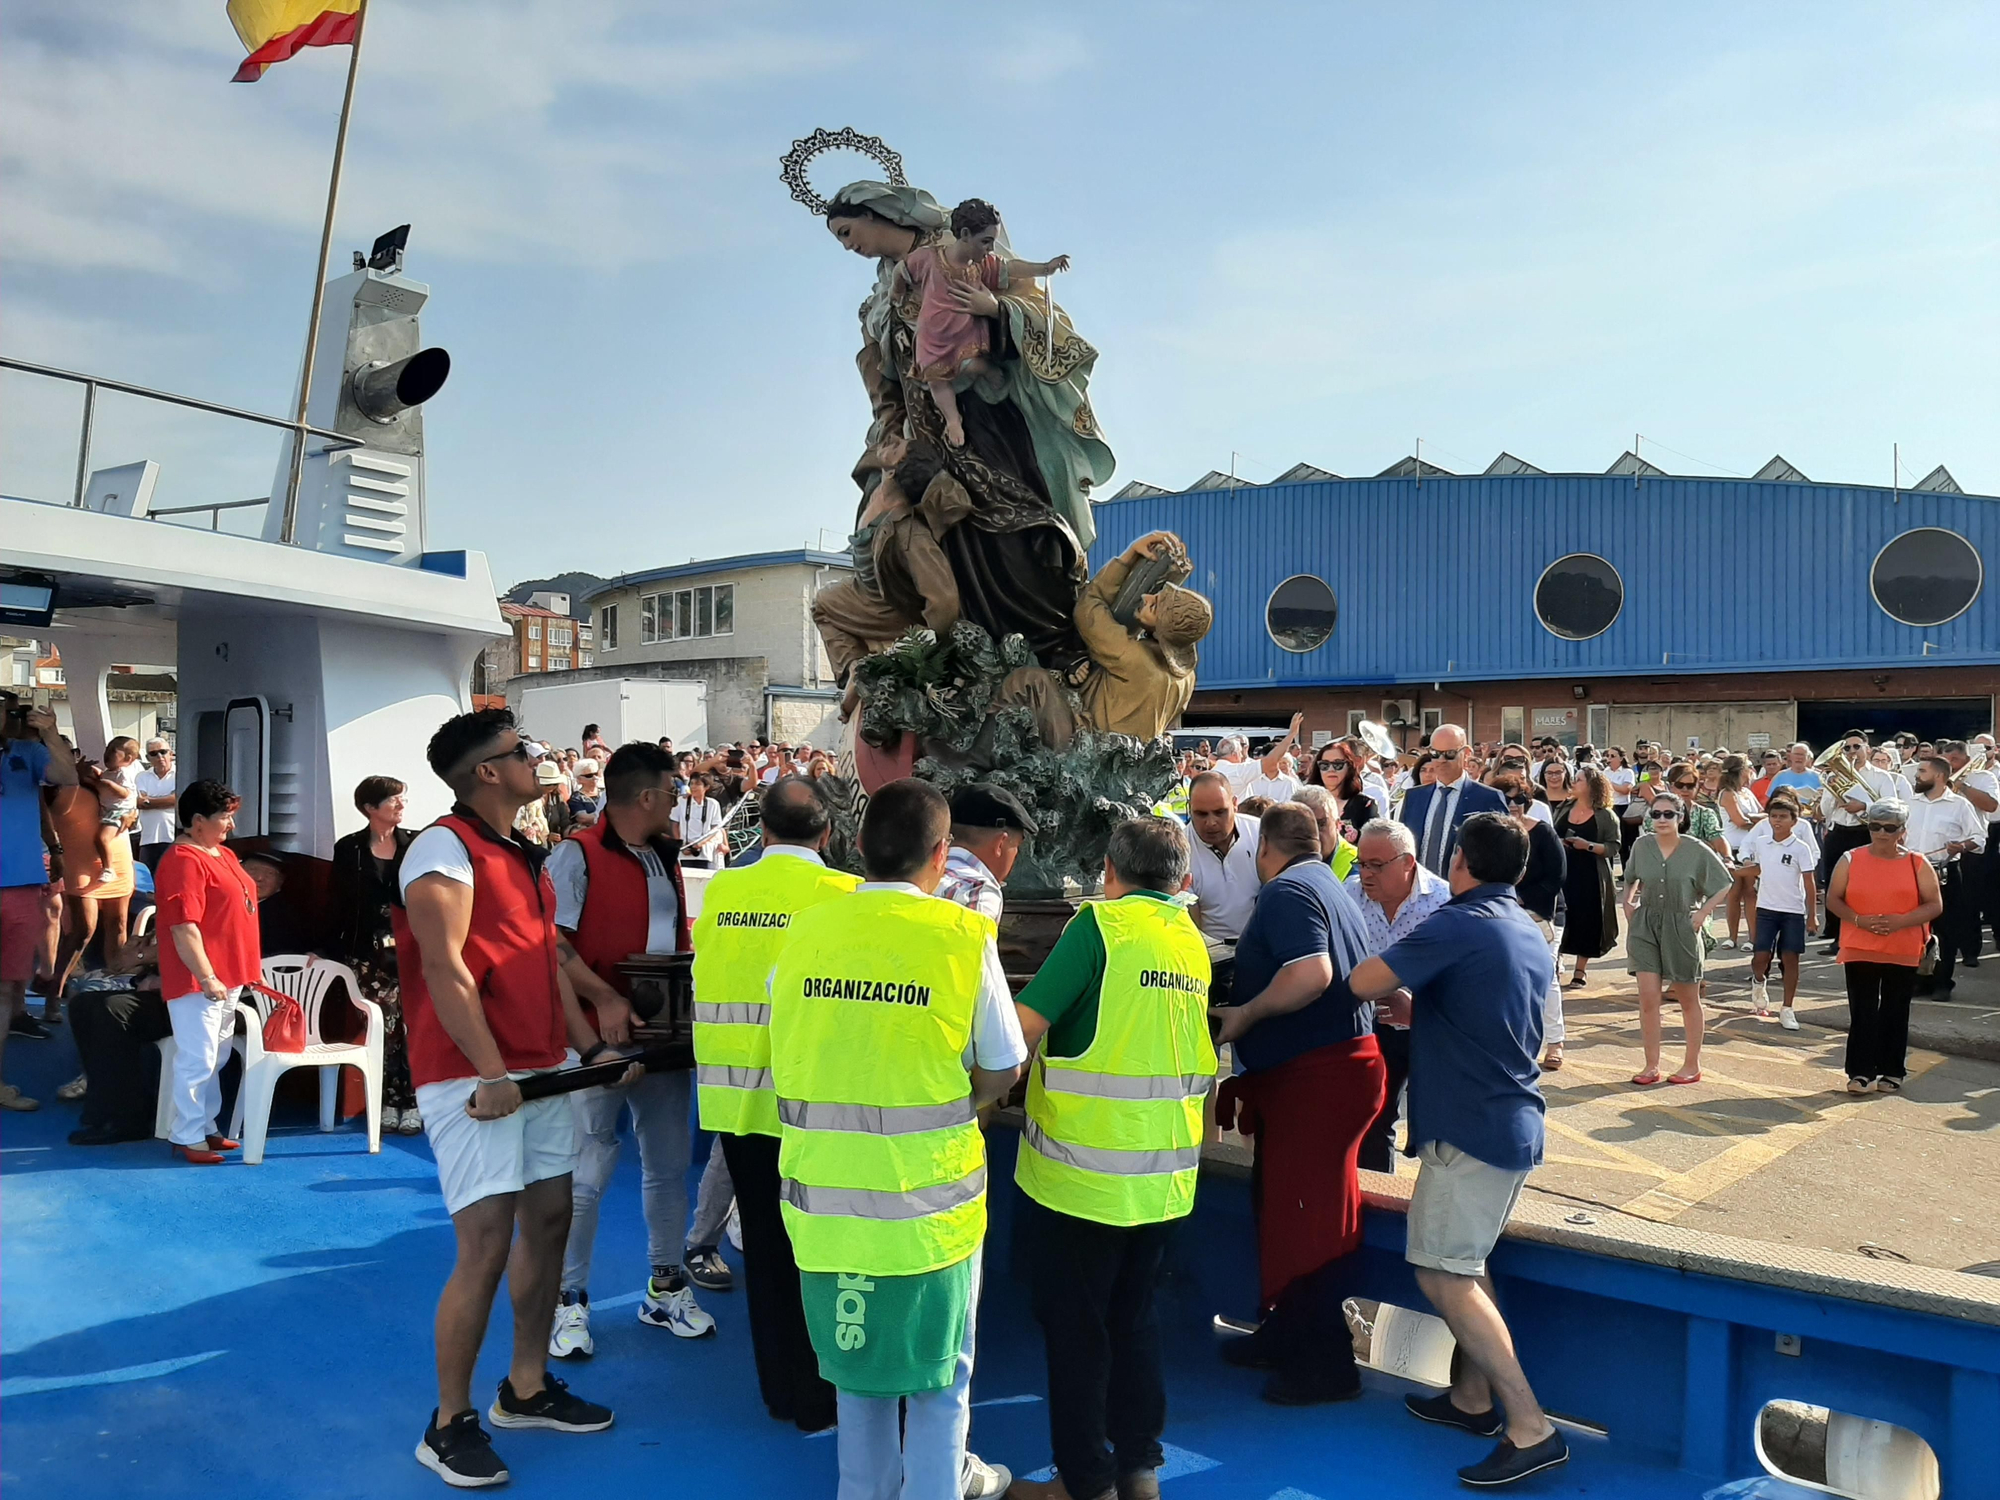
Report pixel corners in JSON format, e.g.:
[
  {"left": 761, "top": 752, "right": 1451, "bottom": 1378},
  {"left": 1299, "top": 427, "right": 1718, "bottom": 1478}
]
[{"left": 3, "top": 1, "right": 1997, "bottom": 591}]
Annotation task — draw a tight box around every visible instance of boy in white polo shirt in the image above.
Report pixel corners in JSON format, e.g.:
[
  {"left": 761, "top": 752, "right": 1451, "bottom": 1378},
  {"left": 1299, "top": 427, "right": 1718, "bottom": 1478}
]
[{"left": 1736, "top": 794, "right": 1820, "bottom": 1029}]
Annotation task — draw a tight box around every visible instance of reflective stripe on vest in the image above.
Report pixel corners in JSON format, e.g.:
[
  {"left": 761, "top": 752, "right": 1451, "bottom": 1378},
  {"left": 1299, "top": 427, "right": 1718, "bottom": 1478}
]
[
  {"left": 697, "top": 1063, "right": 773, "bottom": 1092},
  {"left": 1040, "top": 1065, "right": 1215, "bottom": 1101},
  {"left": 778, "top": 1097, "right": 976, "bottom": 1134},
  {"left": 1021, "top": 1118, "right": 1202, "bottom": 1176},
  {"left": 771, "top": 887, "right": 994, "bottom": 1277},
  {"left": 1015, "top": 894, "right": 1217, "bottom": 1227},
  {"left": 689, "top": 854, "right": 862, "bottom": 1137},
  {"left": 694, "top": 1001, "right": 771, "bottom": 1026},
  {"left": 780, "top": 1164, "right": 987, "bottom": 1222}
]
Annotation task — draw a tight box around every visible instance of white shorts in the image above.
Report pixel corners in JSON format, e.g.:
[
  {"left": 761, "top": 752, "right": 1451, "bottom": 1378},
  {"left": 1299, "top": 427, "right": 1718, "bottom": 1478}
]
[
  {"left": 1404, "top": 1140, "right": 1530, "bottom": 1278},
  {"left": 417, "top": 1074, "right": 578, "bottom": 1218}
]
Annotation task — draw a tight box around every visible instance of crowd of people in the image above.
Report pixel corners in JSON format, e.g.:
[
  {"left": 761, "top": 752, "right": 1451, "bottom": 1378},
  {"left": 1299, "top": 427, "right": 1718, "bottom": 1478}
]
[
  {"left": 5, "top": 684, "right": 1997, "bottom": 1495},
  {"left": 1168, "top": 719, "right": 1996, "bottom": 1095},
  {"left": 362, "top": 705, "right": 1569, "bottom": 1492},
  {"left": 513, "top": 727, "right": 839, "bottom": 866}
]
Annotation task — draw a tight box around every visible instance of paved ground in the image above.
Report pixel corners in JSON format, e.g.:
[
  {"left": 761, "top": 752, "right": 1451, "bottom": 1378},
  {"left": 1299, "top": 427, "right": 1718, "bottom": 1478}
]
[{"left": 1478, "top": 930, "right": 2000, "bottom": 1275}]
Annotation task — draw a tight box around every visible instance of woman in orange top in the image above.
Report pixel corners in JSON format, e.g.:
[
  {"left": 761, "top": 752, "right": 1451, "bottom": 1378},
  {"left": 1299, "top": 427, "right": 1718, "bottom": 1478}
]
[
  {"left": 1826, "top": 799, "right": 1942, "bottom": 1097},
  {"left": 47, "top": 767, "right": 135, "bottom": 1017}
]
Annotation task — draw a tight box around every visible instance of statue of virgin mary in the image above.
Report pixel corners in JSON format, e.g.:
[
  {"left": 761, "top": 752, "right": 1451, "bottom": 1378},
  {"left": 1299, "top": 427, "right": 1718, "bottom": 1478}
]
[{"left": 824, "top": 180, "right": 1117, "bottom": 677}]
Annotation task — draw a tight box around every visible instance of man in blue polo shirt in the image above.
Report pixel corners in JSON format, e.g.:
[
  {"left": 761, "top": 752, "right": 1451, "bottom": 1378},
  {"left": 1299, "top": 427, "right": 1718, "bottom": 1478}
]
[
  {"left": 1350, "top": 811, "right": 1565, "bottom": 1489},
  {"left": 1211, "top": 802, "right": 1384, "bottom": 1406}
]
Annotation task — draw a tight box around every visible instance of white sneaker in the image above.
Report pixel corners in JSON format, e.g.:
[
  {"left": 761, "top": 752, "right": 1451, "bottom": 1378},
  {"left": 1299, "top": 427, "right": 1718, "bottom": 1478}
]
[
  {"left": 1749, "top": 977, "right": 1770, "bottom": 1015},
  {"left": 961, "top": 1452, "right": 1012, "bottom": 1498},
  {"left": 725, "top": 1202, "right": 742, "bottom": 1252},
  {"left": 398, "top": 1107, "right": 424, "bottom": 1135},
  {"left": 1779, "top": 1007, "right": 1800, "bottom": 1031},
  {"left": 639, "top": 1272, "right": 716, "bottom": 1338},
  {"left": 56, "top": 1072, "right": 88, "bottom": 1102},
  {"left": 380, "top": 1104, "right": 401, "bottom": 1135},
  {"left": 549, "top": 1294, "right": 594, "bottom": 1359}
]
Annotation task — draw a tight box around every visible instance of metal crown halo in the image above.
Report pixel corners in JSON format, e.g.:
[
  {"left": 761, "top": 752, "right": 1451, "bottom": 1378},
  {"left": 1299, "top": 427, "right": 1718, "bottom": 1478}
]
[{"left": 779, "top": 127, "right": 907, "bottom": 216}]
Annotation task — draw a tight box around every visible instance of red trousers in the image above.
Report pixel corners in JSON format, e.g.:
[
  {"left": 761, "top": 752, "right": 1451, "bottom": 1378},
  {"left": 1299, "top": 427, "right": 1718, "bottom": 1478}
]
[{"left": 1217, "top": 1034, "right": 1387, "bottom": 1310}]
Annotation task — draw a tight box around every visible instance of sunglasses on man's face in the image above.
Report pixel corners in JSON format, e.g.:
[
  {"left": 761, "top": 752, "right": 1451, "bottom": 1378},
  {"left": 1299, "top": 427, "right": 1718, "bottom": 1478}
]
[{"left": 479, "top": 742, "right": 532, "bottom": 766}]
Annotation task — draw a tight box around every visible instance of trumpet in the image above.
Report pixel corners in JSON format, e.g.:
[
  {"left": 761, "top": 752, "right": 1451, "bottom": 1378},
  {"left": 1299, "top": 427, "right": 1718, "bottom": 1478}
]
[{"left": 1953, "top": 746, "right": 1989, "bottom": 789}]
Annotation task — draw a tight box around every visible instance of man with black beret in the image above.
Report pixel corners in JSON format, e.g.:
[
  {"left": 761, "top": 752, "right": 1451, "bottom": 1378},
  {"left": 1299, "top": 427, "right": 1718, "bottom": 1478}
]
[{"left": 938, "top": 784, "right": 1037, "bottom": 924}]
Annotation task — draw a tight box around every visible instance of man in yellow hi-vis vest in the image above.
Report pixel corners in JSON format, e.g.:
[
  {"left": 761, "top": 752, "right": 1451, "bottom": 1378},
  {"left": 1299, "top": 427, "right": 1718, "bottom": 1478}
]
[
  {"left": 769, "top": 778, "right": 1027, "bottom": 1500},
  {"left": 690, "top": 776, "right": 859, "bottom": 1434},
  {"left": 1007, "top": 817, "right": 1216, "bottom": 1500}
]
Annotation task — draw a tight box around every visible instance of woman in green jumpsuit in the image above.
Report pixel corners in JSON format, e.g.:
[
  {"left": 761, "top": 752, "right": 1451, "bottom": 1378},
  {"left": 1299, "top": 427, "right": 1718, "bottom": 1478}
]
[{"left": 1622, "top": 790, "right": 1733, "bottom": 1086}]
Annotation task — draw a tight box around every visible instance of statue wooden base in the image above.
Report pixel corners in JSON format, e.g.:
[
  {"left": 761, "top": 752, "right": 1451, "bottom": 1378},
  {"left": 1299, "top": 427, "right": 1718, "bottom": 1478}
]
[{"left": 998, "top": 897, "right": 1081, "bottom": 993}]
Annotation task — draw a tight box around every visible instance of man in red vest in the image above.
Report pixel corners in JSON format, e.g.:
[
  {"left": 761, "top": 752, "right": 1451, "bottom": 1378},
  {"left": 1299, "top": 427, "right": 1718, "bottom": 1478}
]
[
  {"left": 543, "top": 740, "right": 718, "bottom": 1357},
  {"left": 397, "top": 708, "right": 628, "bottom": 1489}
]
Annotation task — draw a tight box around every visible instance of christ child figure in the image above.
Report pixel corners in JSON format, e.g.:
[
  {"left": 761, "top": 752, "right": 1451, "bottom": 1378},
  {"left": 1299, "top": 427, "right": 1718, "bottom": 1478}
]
[{"left": 897, "top": 197, "right": 1069, "bottom": 448}]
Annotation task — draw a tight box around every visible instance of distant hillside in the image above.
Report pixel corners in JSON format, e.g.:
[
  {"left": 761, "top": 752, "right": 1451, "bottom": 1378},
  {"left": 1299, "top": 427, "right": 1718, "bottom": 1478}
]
[{"left": 502, "top": 572, "right": 605, "bottom": 619}]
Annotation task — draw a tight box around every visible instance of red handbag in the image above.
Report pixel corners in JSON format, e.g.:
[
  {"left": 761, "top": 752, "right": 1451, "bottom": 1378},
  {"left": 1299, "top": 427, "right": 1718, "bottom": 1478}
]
[{"left": 252, "top": 982, "right": 307, "bottom": 1052}]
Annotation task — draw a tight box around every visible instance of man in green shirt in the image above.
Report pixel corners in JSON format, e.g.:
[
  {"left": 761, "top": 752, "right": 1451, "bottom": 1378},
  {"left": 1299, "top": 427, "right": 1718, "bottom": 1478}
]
[{"left": 1009, "top": 817, "right": 1217, "bottom": 1500}]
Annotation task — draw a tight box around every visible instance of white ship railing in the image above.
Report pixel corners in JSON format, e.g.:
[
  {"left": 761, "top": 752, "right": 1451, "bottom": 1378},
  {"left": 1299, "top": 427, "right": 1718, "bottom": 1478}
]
[{"left": 0, "top": 354, "right": 360, "bottom": 538}]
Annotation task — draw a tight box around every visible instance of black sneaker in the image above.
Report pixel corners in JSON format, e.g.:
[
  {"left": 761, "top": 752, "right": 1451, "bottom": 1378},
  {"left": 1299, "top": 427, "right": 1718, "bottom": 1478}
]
[
  {"left": 8, "top": 1014, "right": 51, "bottom": 1041},
  {"left": 1406, "top": 1389, "right": 1506, "bottom": 1438},
  {"left": 488, "top": 1374, "right": 613, "bottom": 1433},
  {"left": 1458, "top": 1430, "right": 1569, "bottom": 1487},
  {"left": 684, "top": 1245, "right": 733, "bottom": 1291},
  {"left": 416, "top": 1408, "right": 509, "bottom": 1489}
]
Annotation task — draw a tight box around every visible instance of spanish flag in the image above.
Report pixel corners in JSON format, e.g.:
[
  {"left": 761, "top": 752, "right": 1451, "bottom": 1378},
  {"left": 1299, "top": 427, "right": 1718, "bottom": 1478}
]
[{"left": 228, "top": 0, "right": 361, "bottom": 82}]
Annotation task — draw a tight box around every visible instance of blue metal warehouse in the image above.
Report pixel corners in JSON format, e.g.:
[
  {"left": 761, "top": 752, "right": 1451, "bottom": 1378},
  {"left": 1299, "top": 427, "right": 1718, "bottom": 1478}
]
[{"left": 1090, "top": 452, "right": 1997, "bottom": 752}]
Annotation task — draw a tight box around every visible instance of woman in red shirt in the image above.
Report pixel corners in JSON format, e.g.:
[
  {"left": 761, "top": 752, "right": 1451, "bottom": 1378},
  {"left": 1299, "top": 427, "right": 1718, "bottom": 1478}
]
[{"left": 156, "top": 779, "right": 262, "bottom": 1164}]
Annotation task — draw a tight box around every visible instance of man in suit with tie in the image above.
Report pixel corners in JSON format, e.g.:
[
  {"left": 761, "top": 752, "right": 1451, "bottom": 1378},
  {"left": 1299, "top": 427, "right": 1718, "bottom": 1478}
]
[{"left": 1399, "top": 725, "right": 1509, "bottom": 879}]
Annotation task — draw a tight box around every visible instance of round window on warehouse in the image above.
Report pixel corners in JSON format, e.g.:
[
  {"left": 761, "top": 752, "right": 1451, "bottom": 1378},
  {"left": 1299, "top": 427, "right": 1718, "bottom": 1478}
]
[
  {"left": 1870, "top": 528, "right": 1983, "bottom": 628},
  {"left": 1265, "top": 575, "right": 1338, "bottom": 653},
  {"left": 1534, "top": 553, "right": 1624, "bottom": 641}
]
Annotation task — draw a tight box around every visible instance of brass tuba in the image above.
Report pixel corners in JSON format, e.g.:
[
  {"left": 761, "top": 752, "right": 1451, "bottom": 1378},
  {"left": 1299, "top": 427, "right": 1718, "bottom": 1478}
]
[{"left": 1813, "top": 740, "right": 1865, "bottom": 813}]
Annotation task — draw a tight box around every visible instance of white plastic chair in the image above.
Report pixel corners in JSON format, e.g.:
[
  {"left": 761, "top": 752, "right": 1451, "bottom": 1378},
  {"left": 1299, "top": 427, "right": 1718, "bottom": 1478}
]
[{"left": 229, "top": 955, "right": 384, "bottom": 1165}]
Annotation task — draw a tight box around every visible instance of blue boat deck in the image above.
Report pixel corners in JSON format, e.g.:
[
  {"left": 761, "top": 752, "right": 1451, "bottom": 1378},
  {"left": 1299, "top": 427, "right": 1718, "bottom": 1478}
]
[{"left": 0, "top": 1027, "right": 1965, "bottom": 1499}]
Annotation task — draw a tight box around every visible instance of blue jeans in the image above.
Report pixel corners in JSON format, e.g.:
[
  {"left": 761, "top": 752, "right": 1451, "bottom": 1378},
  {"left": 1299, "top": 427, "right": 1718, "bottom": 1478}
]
[{"left": 562, "top": 1069, "right": 692, "bottom": 1290}]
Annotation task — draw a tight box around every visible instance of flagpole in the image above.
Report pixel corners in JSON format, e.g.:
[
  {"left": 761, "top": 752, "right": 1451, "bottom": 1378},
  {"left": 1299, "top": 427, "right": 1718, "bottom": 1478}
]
[{"left": 279, "top": 0, "right": 371, "bottom": 546}]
